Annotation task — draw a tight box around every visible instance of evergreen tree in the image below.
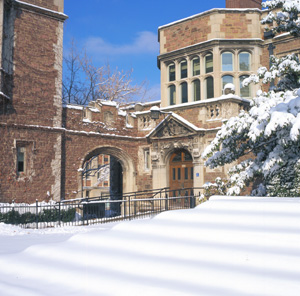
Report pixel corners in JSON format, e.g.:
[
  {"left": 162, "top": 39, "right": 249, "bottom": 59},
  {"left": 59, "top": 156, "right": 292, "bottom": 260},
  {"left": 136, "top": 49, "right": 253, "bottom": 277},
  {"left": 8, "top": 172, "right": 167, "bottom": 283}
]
[{"left": 202, "top": 0, "right": 300, "bottom": 196}]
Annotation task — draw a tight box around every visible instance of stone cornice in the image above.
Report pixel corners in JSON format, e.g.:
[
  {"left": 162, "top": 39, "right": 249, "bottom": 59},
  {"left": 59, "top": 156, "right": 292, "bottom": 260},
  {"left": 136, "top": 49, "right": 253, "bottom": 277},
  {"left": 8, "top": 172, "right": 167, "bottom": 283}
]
[
  {"left": 157, "top": 38, "right": 264, "bottom": 66},
  {"left": 13, "top": 0, "right": 68, "bottom": 21}
]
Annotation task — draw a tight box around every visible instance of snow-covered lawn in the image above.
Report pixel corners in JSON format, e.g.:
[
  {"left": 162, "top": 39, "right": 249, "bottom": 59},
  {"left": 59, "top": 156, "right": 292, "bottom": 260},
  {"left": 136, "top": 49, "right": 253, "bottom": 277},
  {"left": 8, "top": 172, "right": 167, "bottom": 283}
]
[{"left": 0, "top": 196, "right": 300, "bottom": 296}]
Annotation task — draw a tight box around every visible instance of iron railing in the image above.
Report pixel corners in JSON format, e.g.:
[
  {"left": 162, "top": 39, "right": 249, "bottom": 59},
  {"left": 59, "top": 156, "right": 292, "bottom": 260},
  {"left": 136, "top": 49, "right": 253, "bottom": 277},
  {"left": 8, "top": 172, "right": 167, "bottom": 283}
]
[{"left": 0, "top": 187, "right": 204, "bottom": 229}]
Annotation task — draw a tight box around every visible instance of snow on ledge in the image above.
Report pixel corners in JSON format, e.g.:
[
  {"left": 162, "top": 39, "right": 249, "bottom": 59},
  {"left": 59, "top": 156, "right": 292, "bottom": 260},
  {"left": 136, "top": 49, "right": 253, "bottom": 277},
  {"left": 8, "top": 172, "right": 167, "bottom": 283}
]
[
  {"left": 159, "top": 8, "right": 262, "bottom": 30},
  {"left": 65, "top": 104, "right": 84, "bottom": 110},
  {"left": 15, "top": 0, "right": 68, "bottom": 18}
]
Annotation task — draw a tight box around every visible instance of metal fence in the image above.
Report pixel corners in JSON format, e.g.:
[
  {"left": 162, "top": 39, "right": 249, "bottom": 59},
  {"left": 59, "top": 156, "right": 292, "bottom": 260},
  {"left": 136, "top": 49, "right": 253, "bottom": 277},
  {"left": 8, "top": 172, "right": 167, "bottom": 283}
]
[{"left": 0, "top": 187, "right": 203, "bottom": 229}]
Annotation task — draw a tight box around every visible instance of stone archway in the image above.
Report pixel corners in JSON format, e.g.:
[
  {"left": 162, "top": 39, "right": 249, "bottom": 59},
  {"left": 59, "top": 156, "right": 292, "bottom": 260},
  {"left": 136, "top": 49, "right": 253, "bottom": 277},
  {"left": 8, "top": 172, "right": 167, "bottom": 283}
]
[{"left": 80, "top": 146, "right": 136, "bottom": 199}]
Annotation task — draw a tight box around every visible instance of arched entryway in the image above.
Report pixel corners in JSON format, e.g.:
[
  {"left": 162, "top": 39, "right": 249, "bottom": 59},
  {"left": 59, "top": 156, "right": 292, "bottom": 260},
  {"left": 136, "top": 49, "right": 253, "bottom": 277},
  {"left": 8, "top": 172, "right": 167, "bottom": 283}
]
[
  {"left": 82, "top": 154, "right": 123, "bottom": 200},
  {"left": 169, "top": 149, "right": 194, "bottom": 196},
  {"left": 80, "top": 146, "right": 136, "bottom": 198}
]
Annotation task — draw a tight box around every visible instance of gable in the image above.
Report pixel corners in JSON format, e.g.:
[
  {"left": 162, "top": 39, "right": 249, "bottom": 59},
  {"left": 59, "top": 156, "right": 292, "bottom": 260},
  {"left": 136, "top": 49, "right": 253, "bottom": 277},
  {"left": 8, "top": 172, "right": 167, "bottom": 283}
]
[{"left": 147, "top": 115, "right": 198, "bottom": 139}]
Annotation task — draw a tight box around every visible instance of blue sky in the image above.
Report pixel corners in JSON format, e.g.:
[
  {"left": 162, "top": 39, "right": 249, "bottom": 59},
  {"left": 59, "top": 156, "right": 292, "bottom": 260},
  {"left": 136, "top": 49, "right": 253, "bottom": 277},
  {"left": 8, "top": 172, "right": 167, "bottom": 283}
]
[{"left": 63, "top": 0, "right": 226, "bottom": 101}]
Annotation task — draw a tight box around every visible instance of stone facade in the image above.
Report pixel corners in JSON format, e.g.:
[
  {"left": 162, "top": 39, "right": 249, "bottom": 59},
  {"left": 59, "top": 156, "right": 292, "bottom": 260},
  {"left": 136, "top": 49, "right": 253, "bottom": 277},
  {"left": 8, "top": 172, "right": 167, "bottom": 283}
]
[{"left": 1, "top": 0, "right": 300, "bottom": 202}]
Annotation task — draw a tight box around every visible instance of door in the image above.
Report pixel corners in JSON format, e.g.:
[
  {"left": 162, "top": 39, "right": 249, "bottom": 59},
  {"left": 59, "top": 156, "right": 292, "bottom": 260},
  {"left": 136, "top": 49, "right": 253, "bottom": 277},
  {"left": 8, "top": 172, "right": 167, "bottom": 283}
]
[{"left": 169, "top": 150, "right": 194, "bottom": 198}]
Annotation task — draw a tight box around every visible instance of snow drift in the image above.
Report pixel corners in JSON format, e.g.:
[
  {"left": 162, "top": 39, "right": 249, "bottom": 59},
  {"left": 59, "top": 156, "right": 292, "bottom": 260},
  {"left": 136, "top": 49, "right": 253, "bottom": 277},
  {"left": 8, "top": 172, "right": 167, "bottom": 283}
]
[{"left": 0, "top": 196, "right": 300, "bottom": 296}]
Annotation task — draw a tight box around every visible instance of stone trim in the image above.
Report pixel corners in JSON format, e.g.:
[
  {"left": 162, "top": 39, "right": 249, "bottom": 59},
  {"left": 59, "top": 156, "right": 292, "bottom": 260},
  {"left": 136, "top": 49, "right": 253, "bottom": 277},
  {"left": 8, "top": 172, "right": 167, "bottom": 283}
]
[{"left": 14, "top": 0, "right": 68, "bottom": 21}]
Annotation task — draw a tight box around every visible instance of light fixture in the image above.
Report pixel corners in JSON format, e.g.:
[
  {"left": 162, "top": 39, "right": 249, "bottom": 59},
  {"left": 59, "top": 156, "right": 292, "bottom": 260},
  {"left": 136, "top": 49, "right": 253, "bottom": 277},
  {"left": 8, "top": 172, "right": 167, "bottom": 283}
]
[{"left": 150, "top": 106, "right": 161, "bottom": 120}]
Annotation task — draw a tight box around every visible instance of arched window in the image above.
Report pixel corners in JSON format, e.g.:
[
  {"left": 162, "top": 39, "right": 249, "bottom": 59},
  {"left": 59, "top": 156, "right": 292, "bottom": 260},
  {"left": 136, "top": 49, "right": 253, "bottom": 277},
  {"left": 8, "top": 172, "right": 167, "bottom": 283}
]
[
  {"left": 169, "top": 85, "right": 176, "bottom": 105},
  {"left": 222, "top": 75, "right": 234, "bottom": 91},
  {"left": 192, "top": 80, "right": 201, "bottom": 101},
  {"left": 169, "top": 63, "right": 175, "bottom": 82},
  {"left": 205, "top": 53, "right": 213, "bottom": 74},
  {"left": 222, "top": 52, "right": 233, "bottom": 71},
  {"left": 205, "top": 77, "right": 214, "bottom": 99},
  {"left": 180, "top": 60, "right": 187, "bottom": 79},
  {"left": 192, "top": 57, "right": 200, "bottom": 76},
  {"left": 239, "top": 52, "right": 250, "bottom": 71},
  {"left": 240, "top": 75, "right": 250, "bottom": 97},
  {"left": 181, "top": 82, "right": 188, "bottom": 103}
]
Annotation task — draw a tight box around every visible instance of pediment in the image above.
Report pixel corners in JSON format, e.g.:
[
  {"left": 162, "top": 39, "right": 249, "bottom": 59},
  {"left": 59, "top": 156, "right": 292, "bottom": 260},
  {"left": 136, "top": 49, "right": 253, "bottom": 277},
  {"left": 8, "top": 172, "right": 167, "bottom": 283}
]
[{"left": 147, "top": 115, "right": 197, "bottom": 139}]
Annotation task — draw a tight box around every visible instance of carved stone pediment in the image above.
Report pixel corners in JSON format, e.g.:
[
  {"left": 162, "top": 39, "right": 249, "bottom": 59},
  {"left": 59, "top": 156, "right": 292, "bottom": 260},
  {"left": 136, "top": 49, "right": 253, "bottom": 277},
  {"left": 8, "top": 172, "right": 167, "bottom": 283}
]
[{"left": 148, "top": 115, "right": 197, "bottom": 139}]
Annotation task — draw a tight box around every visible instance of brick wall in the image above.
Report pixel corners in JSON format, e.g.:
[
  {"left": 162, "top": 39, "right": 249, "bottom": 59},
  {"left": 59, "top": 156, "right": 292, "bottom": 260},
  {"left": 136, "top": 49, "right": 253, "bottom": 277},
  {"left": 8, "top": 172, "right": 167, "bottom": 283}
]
[
  {"left": 63, "top": 133, "right": 150, "bottom": 199},
  {"left": 0, "top": 125, "right": 62, "bottom": 203},
  {"left": 5, "top": 7, "right": 63, "bottom": 127},
  {"left": 221, "top": 13, "right": 253, "bottom": 39},
  {"left": 160, "top": 10, "right": 261, "bottom": 54},
  {"left": 162, "top": 14, "right": 211, "bottom": 53},
  {"left": 0, "top": 1, "right": 65, "bottom": 202},
  {"left": 226, "top": 0, "right": 262, "bottom": 9},
  {"left": 19, "top": 0, "right": 63, "bottom": 12}
]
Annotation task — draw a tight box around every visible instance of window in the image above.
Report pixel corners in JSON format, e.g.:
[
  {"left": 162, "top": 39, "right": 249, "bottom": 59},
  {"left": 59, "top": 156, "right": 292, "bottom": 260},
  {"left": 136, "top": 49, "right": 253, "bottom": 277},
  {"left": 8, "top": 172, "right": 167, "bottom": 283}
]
[
  {"left": 169, "top": 85, "right": 176, "bottom": 105},
  {"left": 181, "top": 82, "right": 188, "bottom": 103},
  {"left": 185, "top": 167, "right": 188, "bottom": 180},
  {"left": 222, "top": 75, "right": 234, "bottom": 91},
  {"left": 222, "top": 52, "right": 233, "bottom": 71},
  {"left": 206, "top": 77, "right": 214, "bottom": 99},
  {"left": 192, "top": 57, "right": 200, "bottom": 76},
  {"left": 178, "top": 168, "right": 181, "bottom": 180},
  {"left": 205, "top": 53, "right": 213, "bottom": 73},
  {"left": 192, "top": 80, "right": 201, "bottom": 101},
  {"left": 180, "top": 60, "right": 187, "bottom": 79},
  {"left": 144, "top": 149, "right": 150, "bottom": 171},
  {"left": 17, "top": 147, "right": 25, "bottom": 174},
  {"left": 169, "top": 63, "right": 175, "bottom": 81},
  {"left": 240, "top": 75, "right": 250, "bottom": 97},
  {"left": 239, "top": 52, "right": 250, "bottom": 71}
]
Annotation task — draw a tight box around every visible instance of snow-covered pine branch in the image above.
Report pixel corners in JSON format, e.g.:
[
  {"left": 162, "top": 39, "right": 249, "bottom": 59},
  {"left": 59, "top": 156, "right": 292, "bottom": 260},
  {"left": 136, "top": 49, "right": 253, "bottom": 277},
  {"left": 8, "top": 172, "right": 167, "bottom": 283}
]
[
  {"left": 202, "top": 1, "right": 300, "bottom": 197},
  {"left": 262, "top": 0, "right": 300, "bottom": 37}
]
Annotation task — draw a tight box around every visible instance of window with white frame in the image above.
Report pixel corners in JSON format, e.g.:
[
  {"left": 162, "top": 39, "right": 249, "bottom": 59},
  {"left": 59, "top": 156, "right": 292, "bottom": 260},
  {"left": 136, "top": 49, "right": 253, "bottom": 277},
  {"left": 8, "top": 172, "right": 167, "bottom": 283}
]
[
  {"left": 169, "top": 63, "right": 176, "bottom": 81},
  {"left": 206, "top": 76, "right": 214, "bottom": 99},
  {"left": 239, "top": 52, "right": 250, "bottom": 71},
  {"left": 192, "top": 79, "right": 201, "bottom": 101},
  {"left": 205, "top": 53, "right": 213, "bottom": 74},
  {"left": 240, "top": 75, "right": 250, "bottom": 97},
  {"left": 222, "top": 52, "right": 233, "bottom": 71},
  {"left": 180, "top": 59, "right": 187, "bottom": 79},
  {"left": 222, "top": 75, "right": 234, "bottom": 91},
  {"left": 169, "top": 85, "right": 176, "bottom": 105},
  {"left": 181, "top": 82, "right": 188, "bottom": 103},
  {"left": 192, "top": 57, "right": 200, "bottom": 76}
]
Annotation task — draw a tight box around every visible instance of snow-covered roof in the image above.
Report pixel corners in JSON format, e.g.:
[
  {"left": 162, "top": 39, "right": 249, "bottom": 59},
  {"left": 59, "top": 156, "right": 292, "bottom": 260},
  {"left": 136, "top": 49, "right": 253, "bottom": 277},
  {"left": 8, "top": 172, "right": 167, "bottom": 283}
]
[
  {"left": 88, "top": 107, "right": 100, "bottom": 113},
  {"left": 65, "top": 104, "right": 84, "bottom": 110},
  {"left": 100, "top": 100, "right": 118, "bottom": 107}
]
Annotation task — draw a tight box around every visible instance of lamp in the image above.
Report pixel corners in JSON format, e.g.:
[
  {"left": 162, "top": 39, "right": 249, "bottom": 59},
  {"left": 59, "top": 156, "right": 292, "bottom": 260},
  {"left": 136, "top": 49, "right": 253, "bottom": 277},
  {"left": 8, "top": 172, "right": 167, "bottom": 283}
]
[{"left": 150, "top": 106, "right": 161, "bottom": 120}]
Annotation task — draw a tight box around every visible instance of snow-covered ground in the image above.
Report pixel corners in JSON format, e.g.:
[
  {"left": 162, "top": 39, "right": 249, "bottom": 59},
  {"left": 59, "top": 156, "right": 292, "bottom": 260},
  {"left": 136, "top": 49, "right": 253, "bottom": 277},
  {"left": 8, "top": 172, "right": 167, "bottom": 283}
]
[{"left": 0, "top": 196, "right": 300, "bottom": 296}]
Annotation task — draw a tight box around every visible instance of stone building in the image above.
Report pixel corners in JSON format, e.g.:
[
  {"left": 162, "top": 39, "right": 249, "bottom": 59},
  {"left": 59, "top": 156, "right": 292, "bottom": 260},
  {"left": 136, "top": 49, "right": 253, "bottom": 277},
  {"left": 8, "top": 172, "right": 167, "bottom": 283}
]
[{"left": 1, "top": 0, "right": 300, "bottom": 203}]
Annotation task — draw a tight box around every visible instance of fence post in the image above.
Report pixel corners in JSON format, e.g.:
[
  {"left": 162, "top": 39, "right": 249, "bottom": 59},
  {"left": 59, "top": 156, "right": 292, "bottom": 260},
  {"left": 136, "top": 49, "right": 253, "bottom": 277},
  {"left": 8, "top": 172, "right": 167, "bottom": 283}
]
[
  {"left": 165, "top": 193, "right": 168, "bottom": 211},
  {"left": 128, "top": 196, "right": 131, "bottom": 220},
  {"left": 85, "top": 198, "right": 89, "bottom": 226},
  {"left": 123, "top": 198, "right": 126, "bottom": 219},
  {"left": 58, "top": 201, "right": 61, "bottom": 226},
  {"left": 35, "top": 199, "right": 39, "bottom": 229}
]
